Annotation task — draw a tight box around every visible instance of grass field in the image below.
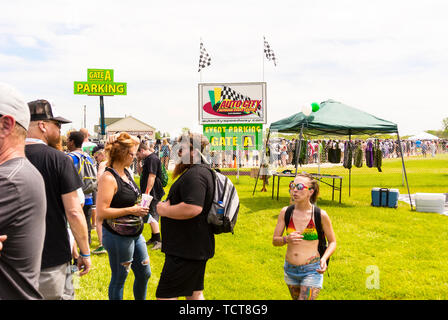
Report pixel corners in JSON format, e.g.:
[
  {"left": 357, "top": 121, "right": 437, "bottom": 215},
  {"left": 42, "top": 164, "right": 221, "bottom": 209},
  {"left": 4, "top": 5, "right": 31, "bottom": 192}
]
[{"left": 76, "top": 153, "right": 448, "bottom": 300}]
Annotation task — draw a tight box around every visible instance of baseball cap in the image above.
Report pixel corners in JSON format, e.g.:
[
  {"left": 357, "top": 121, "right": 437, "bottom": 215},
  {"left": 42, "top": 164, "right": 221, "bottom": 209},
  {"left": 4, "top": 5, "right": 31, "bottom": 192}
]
[
  {"left": 0, "top": 83, "right": 31, "bottom": 130},
  {"left": 28, "top": 99, "right": 71, "bottom": 124}
]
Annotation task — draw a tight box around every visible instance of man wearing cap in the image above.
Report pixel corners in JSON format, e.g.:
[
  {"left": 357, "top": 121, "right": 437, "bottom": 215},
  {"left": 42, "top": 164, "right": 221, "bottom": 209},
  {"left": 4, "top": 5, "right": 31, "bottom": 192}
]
[
  {"left": 25, "top": 99, "right": 91, "bottom": 300},
  {"left": 0, "top": 83, "right": 46, "bottom": 299}
]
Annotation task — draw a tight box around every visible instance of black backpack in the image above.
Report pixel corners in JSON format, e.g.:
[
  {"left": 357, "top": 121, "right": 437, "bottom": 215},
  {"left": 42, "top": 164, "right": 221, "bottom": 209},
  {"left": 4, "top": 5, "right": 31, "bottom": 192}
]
[
  {"left": 284, "top": 205, "right": 330, "bottom": 267},
  {"left": 202, "top": 165, "right": 240, "bottom": 234}
]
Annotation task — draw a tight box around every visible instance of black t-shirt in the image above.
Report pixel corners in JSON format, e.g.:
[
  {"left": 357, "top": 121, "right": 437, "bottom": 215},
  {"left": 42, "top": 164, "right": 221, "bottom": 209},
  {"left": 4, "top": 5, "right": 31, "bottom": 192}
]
[
  {"left": 161, "top": 164, "right": 215, "bottom": 260},
  {"left": 140, "top": 153, "right": 165, "bottom": 201},
  {"left": 25, "top": 143, "right": 82, "bottom": 269}
]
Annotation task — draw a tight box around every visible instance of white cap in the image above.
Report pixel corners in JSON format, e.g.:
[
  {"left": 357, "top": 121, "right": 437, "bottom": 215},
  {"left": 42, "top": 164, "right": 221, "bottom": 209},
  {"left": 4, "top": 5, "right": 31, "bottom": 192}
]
[{"left": 0, "top": 83, "right": 30, "bottom": 130}]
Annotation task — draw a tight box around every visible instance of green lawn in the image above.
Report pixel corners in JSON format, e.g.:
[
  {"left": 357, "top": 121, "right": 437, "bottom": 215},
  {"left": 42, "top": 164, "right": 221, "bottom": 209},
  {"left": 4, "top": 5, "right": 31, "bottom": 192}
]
[{"left": 76, "top": 154, "right": 448, "bottom": 300}]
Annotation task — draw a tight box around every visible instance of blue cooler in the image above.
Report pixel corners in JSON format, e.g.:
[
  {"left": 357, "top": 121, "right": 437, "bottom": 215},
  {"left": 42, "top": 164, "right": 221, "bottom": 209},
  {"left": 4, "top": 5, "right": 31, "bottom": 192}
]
[{"left": 371, "top": 188, "right": 399, "bottom": 208}]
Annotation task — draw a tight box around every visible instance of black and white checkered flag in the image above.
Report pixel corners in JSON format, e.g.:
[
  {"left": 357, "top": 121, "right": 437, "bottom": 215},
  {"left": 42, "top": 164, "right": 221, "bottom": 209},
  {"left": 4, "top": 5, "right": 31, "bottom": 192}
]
[
  {"left": 264, "top": 37, "right": 277, "bottom": 66},
  {"left": 221, "top": 86, "right": 251, "bottom": 101},
  {"left": 198, "top": 42, "right": 211, "bottom": 72}
]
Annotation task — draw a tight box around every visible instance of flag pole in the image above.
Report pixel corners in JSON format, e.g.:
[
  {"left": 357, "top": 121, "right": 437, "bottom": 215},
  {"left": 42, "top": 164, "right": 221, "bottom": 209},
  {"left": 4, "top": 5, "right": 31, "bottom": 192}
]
[
  {"left": 262, "top": 36, "right": 265, "bottom": 82},
  {"left": 200, "top": 37, "right": 203, "bottom": 83}
]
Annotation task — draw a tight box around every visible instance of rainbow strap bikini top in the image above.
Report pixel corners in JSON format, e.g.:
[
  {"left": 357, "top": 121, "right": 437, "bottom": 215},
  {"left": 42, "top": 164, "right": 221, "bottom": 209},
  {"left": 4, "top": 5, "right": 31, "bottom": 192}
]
[{"left": 286, "top": 206, "right": 319, "bottom": 241}]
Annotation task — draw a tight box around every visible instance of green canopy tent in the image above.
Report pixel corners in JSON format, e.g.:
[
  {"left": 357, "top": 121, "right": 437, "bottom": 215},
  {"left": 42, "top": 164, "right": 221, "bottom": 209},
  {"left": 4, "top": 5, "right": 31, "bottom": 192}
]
[{"left": 253, "top": 99, "right": 413, "bottom": 209}]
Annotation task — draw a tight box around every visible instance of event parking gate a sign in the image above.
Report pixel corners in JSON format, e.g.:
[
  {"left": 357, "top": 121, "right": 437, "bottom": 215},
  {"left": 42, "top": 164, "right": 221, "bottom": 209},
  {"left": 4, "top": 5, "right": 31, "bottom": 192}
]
[
  {"left": 74, "top": 69, "right": 127, "bottom": 96},
  {"left": 203, "top": 124, "right": 263, "bottom": 151}
]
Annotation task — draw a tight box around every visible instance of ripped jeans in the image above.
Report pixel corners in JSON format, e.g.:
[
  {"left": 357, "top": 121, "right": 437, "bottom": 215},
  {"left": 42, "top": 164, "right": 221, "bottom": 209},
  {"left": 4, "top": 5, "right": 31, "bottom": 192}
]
[{"left": 103, "top": 228, "right": 151, "bottom": 300}]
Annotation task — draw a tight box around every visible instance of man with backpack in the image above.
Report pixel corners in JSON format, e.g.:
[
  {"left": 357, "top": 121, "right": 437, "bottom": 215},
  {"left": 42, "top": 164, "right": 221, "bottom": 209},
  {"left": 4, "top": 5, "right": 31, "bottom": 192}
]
[
  {"left": 67, "top": 130, "right": 97, "bottom": 245},
  {"left": 155, "top": 133, "right": 215, "bottom": 300}
]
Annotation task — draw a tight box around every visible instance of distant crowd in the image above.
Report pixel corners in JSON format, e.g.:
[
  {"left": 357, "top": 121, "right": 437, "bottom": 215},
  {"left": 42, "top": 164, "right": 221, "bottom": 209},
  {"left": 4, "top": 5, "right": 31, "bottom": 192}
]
[
  {"left": 264, "top": 138, "right": 446, "bottom": 168},
  {"left": 111, "top": 137, "right": 446, "bottom": 170}
]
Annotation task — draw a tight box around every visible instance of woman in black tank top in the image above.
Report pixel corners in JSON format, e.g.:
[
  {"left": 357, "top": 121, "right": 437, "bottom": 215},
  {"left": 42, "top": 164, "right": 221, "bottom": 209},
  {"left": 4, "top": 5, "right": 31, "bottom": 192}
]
[{"left": 96, "top": 133, "right": 151, "bottom": 300}]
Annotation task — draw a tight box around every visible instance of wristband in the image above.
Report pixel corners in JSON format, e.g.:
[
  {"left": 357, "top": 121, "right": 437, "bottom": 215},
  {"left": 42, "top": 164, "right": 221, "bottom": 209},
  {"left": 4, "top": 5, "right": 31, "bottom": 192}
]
[
  {"left": 282, "top": 236, "right": 287, "bottom": 245},
  {"left": 80, "top": 252, "right": 90, "bottom": 258}
]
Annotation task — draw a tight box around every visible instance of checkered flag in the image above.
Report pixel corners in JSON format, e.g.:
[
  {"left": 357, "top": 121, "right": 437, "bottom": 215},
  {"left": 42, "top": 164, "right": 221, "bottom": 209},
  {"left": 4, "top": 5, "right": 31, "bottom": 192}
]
[
  {"left": 264, "top": 36, "right": 277, "bottom": 66},
  {"left": 221, "top": 86, "right": 251, "bottom": 101},
  {"left": 198, "top": 42, "right": 211, "bottom": 72}
]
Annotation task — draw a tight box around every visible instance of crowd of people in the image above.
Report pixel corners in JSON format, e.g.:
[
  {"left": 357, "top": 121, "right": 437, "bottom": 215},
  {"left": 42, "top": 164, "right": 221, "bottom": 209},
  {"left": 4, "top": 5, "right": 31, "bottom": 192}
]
[
  {"left": 1, "top": 81, "right": 447, "bottom": 301},
  {"left": 129, "top": 136, "right": 447, "bottom": 172},
  {"left": 0, "top": 84, "right": 219, "bottom": 300},
  {"left": 0, "top": 82, "right": 340, "bottom": 301},
  {"left": 12, "top": 79, "right": 448, "bottom": 302},
  {"left": 266, "top": 138, "right": 447, "bottom": 168}
]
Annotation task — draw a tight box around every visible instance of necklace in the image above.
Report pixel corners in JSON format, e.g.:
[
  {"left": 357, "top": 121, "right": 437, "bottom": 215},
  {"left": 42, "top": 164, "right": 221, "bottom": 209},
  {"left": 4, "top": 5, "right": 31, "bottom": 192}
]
[{"left": 110, "top": 167, "right": 140, "bottom": 195}]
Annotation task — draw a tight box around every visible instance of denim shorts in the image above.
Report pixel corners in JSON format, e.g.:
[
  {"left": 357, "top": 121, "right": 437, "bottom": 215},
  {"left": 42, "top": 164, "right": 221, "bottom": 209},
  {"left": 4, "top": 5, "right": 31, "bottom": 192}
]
[{"left": 284, "top": 261, "right": 323, "bottom": 288}]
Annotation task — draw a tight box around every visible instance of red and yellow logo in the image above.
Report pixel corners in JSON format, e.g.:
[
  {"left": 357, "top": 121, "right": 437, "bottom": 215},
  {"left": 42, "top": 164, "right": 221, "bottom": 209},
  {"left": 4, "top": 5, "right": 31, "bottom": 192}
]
[{"left": 203, "top": 86, "right": 262, "bottom": 117}]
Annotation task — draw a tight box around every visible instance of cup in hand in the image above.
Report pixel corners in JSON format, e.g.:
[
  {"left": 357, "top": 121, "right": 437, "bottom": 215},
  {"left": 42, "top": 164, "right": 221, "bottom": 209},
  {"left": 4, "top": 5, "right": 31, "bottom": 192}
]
[{"left": 140, "top": 193, "right": 153, "bottom": 209}]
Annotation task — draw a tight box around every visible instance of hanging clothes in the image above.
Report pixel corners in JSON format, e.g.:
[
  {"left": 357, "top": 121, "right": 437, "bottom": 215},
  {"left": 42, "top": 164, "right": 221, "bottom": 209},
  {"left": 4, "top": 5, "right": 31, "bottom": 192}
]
[
  {"left": 297, "top": 139, "right": 307, "bottom": 165},
  {"left": 366, "top": 141, "right": 374, "bottom": 168},
  {"left": 303, "top": 140, "right": 309, "bottom": 164},
  {"left": 375, "top": 139, "right": 382, "bottom": 172},
  {"left": 320, "top": 140, "right": 327, "bottom": 162},
  {"left": 353, "top": 142, "right": 363, "bottom": 168},
  {"left": 328, "top": 141, "right": 341, "bottom": 164},
  {"left": 343, "top": 141, "right": 353, "bottom": 169}
]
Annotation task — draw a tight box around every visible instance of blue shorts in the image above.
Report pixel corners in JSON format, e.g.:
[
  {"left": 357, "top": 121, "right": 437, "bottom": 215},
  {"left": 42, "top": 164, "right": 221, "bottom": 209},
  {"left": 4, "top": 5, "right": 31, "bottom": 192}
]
[{"left": 284, "top": 261, "right": 323, "bottom": 289}]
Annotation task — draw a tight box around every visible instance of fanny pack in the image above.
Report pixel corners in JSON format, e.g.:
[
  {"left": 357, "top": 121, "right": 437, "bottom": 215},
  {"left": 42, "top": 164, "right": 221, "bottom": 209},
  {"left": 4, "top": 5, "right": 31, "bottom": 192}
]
[{"left": 106, "top": 215, "right": 143, "bottom": 236}]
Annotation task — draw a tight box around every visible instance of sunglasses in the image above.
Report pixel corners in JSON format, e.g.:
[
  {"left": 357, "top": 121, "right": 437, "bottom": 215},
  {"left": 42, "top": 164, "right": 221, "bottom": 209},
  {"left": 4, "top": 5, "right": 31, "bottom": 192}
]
[
  {"left": 43, "top": 120, "right": 61, "bottom": 129},
  {"left": 289, "top": 181, "right": 312, "bottom": 191}
]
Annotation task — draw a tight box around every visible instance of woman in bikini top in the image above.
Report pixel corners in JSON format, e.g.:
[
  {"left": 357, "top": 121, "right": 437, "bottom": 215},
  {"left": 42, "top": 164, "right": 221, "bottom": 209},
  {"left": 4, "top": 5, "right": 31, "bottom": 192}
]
[{"left": 272, "top": 173, "right": 337, "bottom": 300}]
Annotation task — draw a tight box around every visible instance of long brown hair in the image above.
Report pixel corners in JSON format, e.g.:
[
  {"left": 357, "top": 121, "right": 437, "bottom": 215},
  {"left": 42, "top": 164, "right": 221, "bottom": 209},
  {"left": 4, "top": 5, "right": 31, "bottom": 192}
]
[{"left": 105, "top": 132, "right": 139, "bottom": 167}]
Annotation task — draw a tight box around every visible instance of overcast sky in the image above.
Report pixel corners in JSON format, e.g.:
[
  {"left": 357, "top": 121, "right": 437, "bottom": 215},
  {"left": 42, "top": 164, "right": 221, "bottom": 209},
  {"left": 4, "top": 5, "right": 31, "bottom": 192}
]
[{"left": 1, "top": 0, "right": 447, "bottom": 137}]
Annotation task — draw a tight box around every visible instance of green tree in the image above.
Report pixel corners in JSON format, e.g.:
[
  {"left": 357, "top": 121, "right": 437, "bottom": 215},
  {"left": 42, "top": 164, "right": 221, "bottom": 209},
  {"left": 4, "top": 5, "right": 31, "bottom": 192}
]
[{"left": 442, "top": 117, "right": 448, "bottom": 132}]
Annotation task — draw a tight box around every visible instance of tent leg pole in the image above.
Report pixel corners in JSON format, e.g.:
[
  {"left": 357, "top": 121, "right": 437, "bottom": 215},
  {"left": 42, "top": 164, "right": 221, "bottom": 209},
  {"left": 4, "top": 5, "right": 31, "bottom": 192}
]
[
  {"left": 294, "top": 124, "right": 304, "bottom": 176},
  {"left": 253, "top": 130, "right": 271, "bottom": 196},
  {"left": 349, "top": 168, "right": 351, "bottom": 197},
  {"left": 349, "top": 132, "right": 351, "bottom": 197},
  {"left": 397, "top": 131, "right": 413, "bottom": 210}
]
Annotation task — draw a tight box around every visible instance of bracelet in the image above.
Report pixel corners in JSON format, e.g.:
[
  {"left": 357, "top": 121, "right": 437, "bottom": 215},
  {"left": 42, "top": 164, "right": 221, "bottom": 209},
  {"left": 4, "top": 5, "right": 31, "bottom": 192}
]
[
  {"left": 282, "top": 236, "right": 287, "bottom": 245},
  {"left": 80, "top": 252, "right": 90, "bottom": 258}
]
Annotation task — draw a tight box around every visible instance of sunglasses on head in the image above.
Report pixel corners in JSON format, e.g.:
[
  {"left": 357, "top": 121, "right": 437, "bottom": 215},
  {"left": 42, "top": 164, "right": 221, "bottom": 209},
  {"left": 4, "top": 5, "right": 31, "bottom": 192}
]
[{"left": 289, "top": 181, "right": 312, "bottom": 191}]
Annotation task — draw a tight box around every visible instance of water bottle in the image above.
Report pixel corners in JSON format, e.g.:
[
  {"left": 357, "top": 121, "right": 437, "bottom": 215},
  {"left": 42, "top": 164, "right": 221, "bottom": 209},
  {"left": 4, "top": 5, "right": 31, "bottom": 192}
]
[{"left": 217, "top": 201, "right": 224, "bottom": 216}]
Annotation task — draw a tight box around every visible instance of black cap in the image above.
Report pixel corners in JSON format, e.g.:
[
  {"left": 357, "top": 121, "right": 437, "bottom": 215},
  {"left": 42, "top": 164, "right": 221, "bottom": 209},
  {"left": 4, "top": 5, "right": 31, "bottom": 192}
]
[{"left": 28, "top": 99, "right": 71, "bottom": 124}]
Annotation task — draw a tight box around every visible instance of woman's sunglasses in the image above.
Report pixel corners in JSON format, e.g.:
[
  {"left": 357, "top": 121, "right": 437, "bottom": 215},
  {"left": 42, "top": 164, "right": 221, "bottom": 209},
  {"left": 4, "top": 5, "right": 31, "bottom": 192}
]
[{"left": 289, "top": 181, "right": 312, "bottom": 191}]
